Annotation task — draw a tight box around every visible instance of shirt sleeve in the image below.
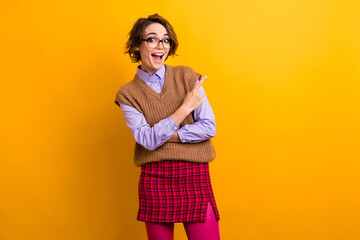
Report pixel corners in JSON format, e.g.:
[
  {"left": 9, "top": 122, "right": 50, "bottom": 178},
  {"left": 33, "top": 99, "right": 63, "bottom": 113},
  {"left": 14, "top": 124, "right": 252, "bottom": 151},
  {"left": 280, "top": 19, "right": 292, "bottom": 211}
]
[
  {"left": 177, "top": 82, "right": 216, "bottom": 143},
  {"left": 119, "top": 103, "right": 179, "bottom": 151}
]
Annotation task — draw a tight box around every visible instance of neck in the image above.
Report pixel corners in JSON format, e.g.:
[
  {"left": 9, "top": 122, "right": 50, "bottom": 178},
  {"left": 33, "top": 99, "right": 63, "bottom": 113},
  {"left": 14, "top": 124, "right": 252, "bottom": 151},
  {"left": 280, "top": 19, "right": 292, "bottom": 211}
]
[{"left": 140, "top": 65, "right": 162, "bottom": 75}]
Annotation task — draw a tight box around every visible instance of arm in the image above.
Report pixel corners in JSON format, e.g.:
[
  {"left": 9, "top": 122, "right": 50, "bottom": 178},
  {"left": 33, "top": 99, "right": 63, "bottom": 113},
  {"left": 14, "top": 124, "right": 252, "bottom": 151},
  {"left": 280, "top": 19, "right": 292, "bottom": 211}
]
[
  {"left": 176, "top": 83, "right": 216, "bottom": 143},
  {"left": 166, "top": 131, "right": 181, "bottom": 143},
  {"left": 166, "top": 76, "right": 209, "bottom": 143},
  {"left": 119, "top": 103, "right": 179, "bottom": 151},
  {"left": 119, "top": 76, "right": 207, "bottom": 149}
]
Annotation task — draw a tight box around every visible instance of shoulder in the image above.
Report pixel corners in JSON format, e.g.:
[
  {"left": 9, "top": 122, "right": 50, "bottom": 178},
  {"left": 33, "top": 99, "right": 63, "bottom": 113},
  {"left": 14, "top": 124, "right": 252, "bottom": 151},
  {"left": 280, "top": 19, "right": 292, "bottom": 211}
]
[
  {"left": 167, "top": 65, "right": 201, "bottom": 91},
  {"left": 114, "top": 78, "right": 139, "bottom": 106},
  {"left": 168, "top": 65, "right": 201, "bottom": 81}
]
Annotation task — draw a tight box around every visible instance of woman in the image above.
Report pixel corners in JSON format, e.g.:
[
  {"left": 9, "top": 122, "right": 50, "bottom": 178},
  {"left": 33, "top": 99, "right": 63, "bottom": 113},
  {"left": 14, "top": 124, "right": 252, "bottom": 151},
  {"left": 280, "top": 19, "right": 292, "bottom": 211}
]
[{"left": 115, "top": 13, "right": 220, "bottom": 240}]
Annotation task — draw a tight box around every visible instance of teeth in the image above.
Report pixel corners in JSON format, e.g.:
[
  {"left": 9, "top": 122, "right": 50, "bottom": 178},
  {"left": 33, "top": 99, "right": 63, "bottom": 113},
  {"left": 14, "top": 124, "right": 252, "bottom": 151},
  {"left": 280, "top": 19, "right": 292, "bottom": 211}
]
[{"left": 153, "top": 54, "right": 163, "bottom": 56}]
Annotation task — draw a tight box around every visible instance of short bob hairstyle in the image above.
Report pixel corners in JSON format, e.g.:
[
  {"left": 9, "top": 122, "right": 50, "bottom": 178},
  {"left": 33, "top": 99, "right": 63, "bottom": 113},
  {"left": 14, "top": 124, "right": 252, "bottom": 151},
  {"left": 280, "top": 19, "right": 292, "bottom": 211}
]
[{"left": 125, "top": 14, "right": 178, "bottom": 63}]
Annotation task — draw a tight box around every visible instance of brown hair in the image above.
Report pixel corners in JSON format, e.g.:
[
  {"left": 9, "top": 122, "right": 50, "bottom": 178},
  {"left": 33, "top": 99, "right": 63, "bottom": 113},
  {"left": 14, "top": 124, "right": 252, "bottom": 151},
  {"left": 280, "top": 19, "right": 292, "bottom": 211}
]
[{"left": 125, "top": 14, "right": 178, "bottom": 63}]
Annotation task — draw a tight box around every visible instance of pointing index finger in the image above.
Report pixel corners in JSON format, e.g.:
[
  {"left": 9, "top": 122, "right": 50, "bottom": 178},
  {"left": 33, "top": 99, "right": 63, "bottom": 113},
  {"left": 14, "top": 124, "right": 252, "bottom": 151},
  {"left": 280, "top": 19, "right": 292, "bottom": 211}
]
[{"left": 193, "top": 76, "right": 207, "bottom": 91}]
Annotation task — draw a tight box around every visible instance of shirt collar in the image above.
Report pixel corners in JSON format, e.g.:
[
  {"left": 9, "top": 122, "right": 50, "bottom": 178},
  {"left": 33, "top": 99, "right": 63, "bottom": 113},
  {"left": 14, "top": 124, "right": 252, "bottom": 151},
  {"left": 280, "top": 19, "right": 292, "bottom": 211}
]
[{"left": 137, "top": 65, "right": 166, "bottom": 82}]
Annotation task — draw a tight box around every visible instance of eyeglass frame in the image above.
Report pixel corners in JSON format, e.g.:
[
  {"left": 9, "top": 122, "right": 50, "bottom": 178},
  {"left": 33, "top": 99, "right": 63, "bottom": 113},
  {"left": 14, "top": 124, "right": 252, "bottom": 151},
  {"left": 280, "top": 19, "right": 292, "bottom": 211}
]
[{"left": 141, "top": 37, "right": 172, "bottom": 49}]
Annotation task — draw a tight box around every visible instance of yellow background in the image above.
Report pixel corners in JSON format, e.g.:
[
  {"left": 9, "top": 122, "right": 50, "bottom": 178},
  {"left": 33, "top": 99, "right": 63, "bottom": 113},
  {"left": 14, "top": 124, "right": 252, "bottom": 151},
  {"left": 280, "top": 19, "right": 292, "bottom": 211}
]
[{"left": 1, "top": 0, "right": 359, "bottom": 239}]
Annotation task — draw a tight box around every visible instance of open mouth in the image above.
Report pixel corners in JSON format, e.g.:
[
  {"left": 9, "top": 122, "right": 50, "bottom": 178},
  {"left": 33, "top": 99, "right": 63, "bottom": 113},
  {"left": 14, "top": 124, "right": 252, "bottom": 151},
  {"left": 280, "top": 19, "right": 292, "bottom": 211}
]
[{"left": 151, "top": 53, "right": 164, "bottom": 62}]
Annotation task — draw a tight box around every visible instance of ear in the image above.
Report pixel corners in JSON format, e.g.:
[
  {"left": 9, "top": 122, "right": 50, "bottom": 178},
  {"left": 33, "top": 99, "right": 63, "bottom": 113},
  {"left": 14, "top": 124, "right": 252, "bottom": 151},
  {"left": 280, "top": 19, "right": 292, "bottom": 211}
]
[{"left": 135, "top": 46, "right": 140, "bottom": 51}]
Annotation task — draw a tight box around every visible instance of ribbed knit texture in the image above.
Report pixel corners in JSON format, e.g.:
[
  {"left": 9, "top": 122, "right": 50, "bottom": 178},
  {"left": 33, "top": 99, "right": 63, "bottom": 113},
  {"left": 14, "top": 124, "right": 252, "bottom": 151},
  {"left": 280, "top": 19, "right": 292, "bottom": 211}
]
[{"left": 115, "top": 65, "right": 216, "bottom": 167}]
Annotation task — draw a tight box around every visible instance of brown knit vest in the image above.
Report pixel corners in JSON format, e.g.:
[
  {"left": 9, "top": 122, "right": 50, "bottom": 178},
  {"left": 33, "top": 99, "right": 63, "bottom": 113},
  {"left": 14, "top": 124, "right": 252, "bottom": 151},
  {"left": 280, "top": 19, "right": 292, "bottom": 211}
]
[{"left": 115, "top": 65, "right": 216, "bottom": 167}]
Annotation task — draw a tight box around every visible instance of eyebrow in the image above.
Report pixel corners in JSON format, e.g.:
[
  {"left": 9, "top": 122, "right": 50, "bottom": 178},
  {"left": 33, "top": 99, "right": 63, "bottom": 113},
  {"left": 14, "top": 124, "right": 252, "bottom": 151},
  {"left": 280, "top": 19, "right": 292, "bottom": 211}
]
[{"left": 145, "top": 32, "right": 169, "bottom": 37}]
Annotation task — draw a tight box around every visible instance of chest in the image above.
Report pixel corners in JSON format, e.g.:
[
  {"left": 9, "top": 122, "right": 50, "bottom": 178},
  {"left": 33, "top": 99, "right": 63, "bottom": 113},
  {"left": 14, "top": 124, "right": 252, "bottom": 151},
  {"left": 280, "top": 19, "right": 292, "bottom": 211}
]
[{"left": 132, "top": 80, "right": 193, "bottom": 127}]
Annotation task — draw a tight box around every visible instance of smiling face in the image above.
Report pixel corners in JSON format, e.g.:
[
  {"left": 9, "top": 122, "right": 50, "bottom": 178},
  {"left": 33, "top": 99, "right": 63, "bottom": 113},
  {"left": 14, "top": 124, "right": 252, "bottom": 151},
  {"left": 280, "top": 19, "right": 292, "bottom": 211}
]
[{"left": 135, "top": 23, "right": 170, "bottom": 74}]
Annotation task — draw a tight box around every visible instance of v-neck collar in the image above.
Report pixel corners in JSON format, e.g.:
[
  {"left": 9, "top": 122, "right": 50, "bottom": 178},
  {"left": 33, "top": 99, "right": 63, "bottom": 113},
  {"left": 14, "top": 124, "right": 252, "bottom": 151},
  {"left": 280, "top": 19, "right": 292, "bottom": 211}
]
[{"left": 134, "top": 65, "right": 172, "bottom": 98}]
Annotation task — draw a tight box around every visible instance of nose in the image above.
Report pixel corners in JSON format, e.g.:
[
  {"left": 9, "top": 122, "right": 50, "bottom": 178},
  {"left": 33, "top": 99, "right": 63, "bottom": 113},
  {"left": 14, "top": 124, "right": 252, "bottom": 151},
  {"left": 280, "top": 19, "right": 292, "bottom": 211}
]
[{"left": 156, "top": 40, "right": 164, "bottom": 49}]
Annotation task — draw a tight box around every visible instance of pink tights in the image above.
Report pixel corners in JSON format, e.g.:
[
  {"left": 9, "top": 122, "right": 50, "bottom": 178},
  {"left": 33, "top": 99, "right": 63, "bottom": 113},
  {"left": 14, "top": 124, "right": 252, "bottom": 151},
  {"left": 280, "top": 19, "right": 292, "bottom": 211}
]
[{"left": 145, "top": 201, "right": 220, "bottom": 240}]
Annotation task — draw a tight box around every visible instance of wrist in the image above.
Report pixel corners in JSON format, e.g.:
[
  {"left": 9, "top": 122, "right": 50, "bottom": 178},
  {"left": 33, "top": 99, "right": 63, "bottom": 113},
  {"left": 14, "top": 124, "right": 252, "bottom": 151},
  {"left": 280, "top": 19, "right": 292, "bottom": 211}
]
[
  {"left": 172, "top": 104, "right": 192, "bottom": 126},
  {"left": 180, "top": 104, "right": 192, "bottom": 116}
]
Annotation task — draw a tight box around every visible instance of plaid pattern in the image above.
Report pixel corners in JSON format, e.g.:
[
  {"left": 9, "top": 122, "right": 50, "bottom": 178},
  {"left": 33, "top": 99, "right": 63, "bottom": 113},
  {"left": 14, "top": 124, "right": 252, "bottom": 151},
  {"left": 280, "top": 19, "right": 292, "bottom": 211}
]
[{"left": 137, "top": 160, "right": 220, "bottom": 223}]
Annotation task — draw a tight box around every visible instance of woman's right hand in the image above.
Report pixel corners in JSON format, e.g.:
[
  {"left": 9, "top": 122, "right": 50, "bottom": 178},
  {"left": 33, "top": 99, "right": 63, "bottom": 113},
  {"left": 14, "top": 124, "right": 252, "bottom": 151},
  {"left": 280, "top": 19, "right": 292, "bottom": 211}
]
[{"left": 181, "top": 76, "right": 208, "bottom": 113}]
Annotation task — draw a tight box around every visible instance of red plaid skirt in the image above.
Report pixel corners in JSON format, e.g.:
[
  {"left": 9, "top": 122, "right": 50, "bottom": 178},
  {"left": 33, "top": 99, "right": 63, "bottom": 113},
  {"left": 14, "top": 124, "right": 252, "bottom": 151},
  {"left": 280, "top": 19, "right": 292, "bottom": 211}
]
[{"left": 137, "top": 160, "right": 220, "bottom": 223}]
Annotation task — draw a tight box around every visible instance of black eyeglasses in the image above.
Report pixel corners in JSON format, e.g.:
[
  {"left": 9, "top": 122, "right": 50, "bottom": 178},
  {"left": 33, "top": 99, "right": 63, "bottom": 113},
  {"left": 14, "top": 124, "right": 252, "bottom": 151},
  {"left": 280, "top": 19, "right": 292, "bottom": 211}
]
[{"left": 142, "top": 37, "right": 172, "bottom": 49}]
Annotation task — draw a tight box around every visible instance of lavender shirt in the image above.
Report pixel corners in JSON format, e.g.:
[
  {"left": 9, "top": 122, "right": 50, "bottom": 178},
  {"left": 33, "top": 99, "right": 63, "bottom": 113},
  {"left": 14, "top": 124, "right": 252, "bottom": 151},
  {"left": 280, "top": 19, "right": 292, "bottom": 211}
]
[{"left": 119, "top": 65, "right": 216, "bottom": 151}]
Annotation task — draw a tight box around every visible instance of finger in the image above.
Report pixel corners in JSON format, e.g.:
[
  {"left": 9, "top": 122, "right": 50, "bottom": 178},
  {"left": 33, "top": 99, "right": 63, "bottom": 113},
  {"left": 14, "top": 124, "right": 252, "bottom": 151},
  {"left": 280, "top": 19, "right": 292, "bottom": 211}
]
[{"left": 193, "top": 76, "right": 207, "bottom": 91}]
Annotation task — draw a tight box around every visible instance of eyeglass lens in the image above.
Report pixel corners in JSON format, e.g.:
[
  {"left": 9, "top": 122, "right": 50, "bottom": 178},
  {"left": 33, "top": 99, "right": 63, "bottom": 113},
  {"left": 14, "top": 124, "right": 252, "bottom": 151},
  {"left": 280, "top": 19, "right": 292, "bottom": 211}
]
[{"left": 147, "top": 37, "right": 171, "bottom": 48}]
